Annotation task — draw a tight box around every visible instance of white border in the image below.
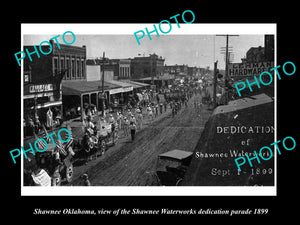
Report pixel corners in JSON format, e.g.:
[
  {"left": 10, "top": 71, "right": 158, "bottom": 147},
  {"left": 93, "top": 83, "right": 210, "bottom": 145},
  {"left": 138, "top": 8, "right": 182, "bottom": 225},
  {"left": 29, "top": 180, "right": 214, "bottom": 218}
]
[
  {"left": 21, "top": 23, "right": 276, "bottom": 35},
  {"left": 21, "top": 23, "right": 277, "bottom": 196},
  {"left": 21, "top": 186, "right": 275, "bottom": 196}
]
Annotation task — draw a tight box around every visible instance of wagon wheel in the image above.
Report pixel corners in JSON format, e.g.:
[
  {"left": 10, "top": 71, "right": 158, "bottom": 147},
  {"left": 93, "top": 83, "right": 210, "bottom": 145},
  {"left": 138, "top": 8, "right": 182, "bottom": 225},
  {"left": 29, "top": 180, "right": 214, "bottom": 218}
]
[
  {"left": 52, "top": 173, "right": 61, "bottom": 186},
  {"left": 64, "top": 164, "right": 73, "bottom": 183},
  {"left": 114, "top": 130, "right": 119, "bottom": 143},
  {"left": 100, "top": 140, "right": 106, "bottom": 156},
  {"left": 150, "top": 172, "right": 161, "bottom": 186},
  {"left": 85, "top": 140, "right": 94, "bottom": 152},
  {"left": 175, "top": 178, "right": 183, "bottom": 186}
]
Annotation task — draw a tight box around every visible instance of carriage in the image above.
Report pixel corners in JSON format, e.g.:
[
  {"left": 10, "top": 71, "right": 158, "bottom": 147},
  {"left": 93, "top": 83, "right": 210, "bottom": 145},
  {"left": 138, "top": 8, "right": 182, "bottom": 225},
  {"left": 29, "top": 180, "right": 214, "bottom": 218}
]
[
  {"left": 80, "top": 121, "right": 118, "bottom": 158},
  {"left": 153, "top": 150, "right": 193, "bottom": 186}
]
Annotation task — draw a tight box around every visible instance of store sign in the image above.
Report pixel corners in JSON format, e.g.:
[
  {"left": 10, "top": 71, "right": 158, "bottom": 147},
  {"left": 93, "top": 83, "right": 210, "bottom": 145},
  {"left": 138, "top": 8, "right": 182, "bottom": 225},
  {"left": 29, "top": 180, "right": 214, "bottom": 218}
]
[
  {"left": 109, "top": 88, "right": 124, "bottom": 95},
  {"left": 24, "top": 71, "right": 31, "bottom": 83},
  {"left": 123, "top": 86, "right": 133, "bottom": 92},
  {"left": 109, "top": 87, "right": 133, "bottom": 95},
  {"left": 29, "top": 84, "right": 53, "bottom": 93},
  {"left": 228, "top": 62, "right": 274, "bottom": 79}
]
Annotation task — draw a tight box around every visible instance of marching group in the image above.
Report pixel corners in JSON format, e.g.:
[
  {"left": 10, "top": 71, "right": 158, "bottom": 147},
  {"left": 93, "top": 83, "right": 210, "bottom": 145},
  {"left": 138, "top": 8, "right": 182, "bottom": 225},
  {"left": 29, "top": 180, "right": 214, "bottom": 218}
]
[{"left": 81, "top": 93, "right": 196, "bottom": 144}]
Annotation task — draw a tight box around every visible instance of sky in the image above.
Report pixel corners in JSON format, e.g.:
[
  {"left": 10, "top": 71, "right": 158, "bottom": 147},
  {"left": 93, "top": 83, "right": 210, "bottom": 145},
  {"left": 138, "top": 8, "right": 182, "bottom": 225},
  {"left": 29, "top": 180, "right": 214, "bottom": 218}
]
[{"left": 23, "top": 34, "right": 265, "bottom": 70}]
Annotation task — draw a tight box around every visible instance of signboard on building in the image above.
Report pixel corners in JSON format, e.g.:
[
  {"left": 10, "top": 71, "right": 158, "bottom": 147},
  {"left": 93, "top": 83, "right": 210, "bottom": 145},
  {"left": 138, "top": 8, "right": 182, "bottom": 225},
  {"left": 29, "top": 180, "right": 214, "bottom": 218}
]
[
  {"left": 29, "top": 84, "right": 53, "bottom": 93},
  {"left": 123, "top": 86, "right": 133, "bottom": 93},
  {"left": 24, "top": 71, "right": 31, "bottom": 83},
  {"left": 228, "top": 61, "right": 274, "bottom": 80}
]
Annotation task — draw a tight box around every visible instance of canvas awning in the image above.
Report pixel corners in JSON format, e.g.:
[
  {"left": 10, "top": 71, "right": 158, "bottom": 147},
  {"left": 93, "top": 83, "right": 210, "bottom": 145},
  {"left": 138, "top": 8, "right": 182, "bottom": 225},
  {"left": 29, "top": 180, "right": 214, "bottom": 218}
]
[
  {"left": 62, "top": 80, "right": 120, "bottom": 96},
  {"left": 119, "top": 79, "right": 150, "bottom": 89},
  {"left": 135, "top": 74, "right": 175, "bottom": 81},
  {"left": 105, "top": 80, "right": 133, "bottom": 94}
]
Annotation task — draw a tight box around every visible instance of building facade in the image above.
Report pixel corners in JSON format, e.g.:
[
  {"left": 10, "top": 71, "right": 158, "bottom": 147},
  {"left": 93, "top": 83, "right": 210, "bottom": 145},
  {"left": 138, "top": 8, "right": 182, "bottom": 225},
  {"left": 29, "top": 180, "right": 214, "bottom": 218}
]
[
  {"left": 245, "top": 46, "right": 265, "bottom": 63},
  {"left": 264, "top": 35, "right": 274, "bottom": 62},
  {"left": 131, "top": 54, "right": 165, "bottom": 79},
  {"left": 23, "top": 41, "right": 87, "bottom": 130},
  {"left": 86, "top": 58, "right": 131, "bottom": 80},
  {"left": 164, "top": 64, "right": 188, "bottom": 78}
]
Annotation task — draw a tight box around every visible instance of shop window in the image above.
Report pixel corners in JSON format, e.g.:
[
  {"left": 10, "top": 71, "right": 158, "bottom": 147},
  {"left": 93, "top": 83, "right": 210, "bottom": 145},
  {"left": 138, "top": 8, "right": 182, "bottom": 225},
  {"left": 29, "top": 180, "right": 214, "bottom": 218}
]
[
  {"left": 71, "top": 58, "right": 75, "bottom": 78},
  {"left": 24, "top": 71, "right": 31, "bottom": 83},
  {"left": 81, "top": 60, "right": 85, "bottom": 78},
  {"left": 77, "top": 59, "right": 80, "bottom": 78},
  {"left": 60, "top": 58, "right": 65, "bottom": 72},
  {"left": 66, "top": 58, "right": 70, "bottom": 79},
  {"left": 53, "top": 58, "right": 59, "bottom": 76}
]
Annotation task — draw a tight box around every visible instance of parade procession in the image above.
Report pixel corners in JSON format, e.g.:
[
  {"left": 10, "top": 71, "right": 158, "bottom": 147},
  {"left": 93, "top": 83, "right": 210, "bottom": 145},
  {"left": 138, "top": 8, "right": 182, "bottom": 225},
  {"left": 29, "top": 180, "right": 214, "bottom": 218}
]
[{"left": 22, "top": 32, "right": 275, "bottom": 188}]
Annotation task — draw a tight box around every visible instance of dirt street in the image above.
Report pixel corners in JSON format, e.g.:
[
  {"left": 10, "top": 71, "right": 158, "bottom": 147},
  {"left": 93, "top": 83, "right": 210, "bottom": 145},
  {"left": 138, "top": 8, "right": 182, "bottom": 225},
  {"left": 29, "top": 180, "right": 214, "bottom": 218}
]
[{"left": 69, "top": 94, "right": 212, "bottom": 186}]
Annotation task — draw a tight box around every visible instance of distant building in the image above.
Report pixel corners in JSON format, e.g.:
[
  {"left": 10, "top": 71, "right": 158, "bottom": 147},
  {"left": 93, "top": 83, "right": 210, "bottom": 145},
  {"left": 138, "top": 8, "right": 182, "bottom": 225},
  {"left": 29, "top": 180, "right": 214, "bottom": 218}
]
[
  {"left": 131, "top": 53, "right": 165, "bottom": 80},
  {"left": 86, "top": 58, "right": 131, "bottom": 80},
  {"left": 246, "top": 46, "right": 265, "bottom": 63},
  {"left": 243, "top": 35, "right": 274, "bottom": 63},
  {"left": 188, "top": 66, "right": 198, "bottom": 77},
  {"left": 164, "top": 64, "right": 188, "bottom": 77}
]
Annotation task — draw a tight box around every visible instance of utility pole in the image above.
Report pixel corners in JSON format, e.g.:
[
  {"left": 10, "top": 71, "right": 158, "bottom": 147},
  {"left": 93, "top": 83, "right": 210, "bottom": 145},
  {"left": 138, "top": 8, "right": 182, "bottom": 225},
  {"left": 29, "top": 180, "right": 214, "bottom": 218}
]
[
  {"left": 213, "top": 60, "right": 218, "bottom": 108},
  {"left": 216, "top": 35, "right": 239, "bottom": 104},
  {"left": 100, "top": 51, "right": 106, "bottom": 117},
  {"left": 102, "top": 52, "right": 105, "bottom": 93}
]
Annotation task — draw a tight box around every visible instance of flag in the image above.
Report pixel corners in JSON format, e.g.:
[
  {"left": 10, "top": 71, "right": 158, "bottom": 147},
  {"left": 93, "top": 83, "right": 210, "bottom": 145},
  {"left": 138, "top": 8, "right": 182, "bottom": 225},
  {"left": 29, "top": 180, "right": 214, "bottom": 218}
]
[
  {"left": 36, "top": 139, "right": 47, "bottom": 151},
  {"left": 55, "top": 128, "right": 73, "bottom": 157},
  {"left": 55, "top": 139, "right": 68, "bottom": 157},
  {"left": 33, "top": 131, "right": 47, "bottom": 151}
]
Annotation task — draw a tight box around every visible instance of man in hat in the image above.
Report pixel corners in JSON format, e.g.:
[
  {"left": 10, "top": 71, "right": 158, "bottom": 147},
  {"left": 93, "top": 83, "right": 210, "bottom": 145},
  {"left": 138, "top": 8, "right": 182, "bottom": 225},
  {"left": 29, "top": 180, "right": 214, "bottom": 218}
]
[
  {"left": 108, "top": 114, "right": 116, "bottom": 142},
  {"left": 163, "top": 101, "right": 167, "bottom": 112},
  {"left": 129, "top": 114, "right": 136, "bottom": 125},
  {"left": 147, "top": 105, "right": 153, "bottom": 121},
  {"left": 136, "top": 111, "right": 143, "bottom": 130},
  {"left": 116, "top": 111, "right": 122, "bottom": 130},
  {"left": 155, "top": 104, "right": 159, "bottom": 117},
  {"left": 159, "top": 103, "right": 163, "bottom": 115},
  {"left": 123, "top": 116, "right": 129, "bottom": 137},
  {"left": 129, "top": 122, "right": 137, "bottom": 141},
  {"left": 82, "top": 173, "right": 91, "bottom": 186},
  {"left": 107, "top": 114, "right": 114, "bottom": 129}
]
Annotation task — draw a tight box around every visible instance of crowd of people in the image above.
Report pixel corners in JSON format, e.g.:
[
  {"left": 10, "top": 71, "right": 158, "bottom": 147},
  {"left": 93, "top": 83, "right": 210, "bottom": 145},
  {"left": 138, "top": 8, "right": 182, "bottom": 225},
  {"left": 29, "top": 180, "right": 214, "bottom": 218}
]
[
  {"left": 84, "top": 79, "right": 210, "bottom": 144},
  {"left": 24, "top": 107, "right": 62, "bottom": 138},
  {"left": 81, "top": 90, "right": 193, "bottom": 144},
  {"left": 103, "top": 83, "right": 204, "bottom": 142}
]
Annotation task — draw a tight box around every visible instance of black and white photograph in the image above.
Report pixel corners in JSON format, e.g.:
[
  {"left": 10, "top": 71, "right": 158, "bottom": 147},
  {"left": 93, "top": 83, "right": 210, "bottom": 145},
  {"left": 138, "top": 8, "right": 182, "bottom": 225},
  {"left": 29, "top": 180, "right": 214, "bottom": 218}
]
[
  {"left": 3, "top": 4, "right": 299, "bottom": 221},
  {"left": 20, "top": 24, "right": 276, "bottom": 196}
]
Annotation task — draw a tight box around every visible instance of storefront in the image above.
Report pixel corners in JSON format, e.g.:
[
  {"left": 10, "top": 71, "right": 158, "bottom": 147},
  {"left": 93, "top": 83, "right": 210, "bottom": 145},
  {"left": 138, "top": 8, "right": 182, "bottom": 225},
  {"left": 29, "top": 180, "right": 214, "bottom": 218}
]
[
  {"left": 62, "top": 80, "right": 125, "bottom": 119},
  {"left": 133, "top": 74, "right": 175, "bottom": 89},
  {"left": 23, "top": 83, "right": 62, "bottom": 137},
  {"left": 119, "top": 79, "right": 150, "bottom": 93},
  {"left": 105, "top": 80, "right": 134, "bottom": 107}
]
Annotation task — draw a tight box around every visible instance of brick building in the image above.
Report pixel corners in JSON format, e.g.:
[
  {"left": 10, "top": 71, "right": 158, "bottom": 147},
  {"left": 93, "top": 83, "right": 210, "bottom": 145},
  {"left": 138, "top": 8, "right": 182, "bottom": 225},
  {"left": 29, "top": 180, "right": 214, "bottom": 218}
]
[
  {"left": 131, "top": 54, "right": 165, "bottom": 80},
  {"left": 164, "top": 64, "right": 188, "bottom": 78},
  {"left": 23, "top": 40, "right": 88, "bottom": 130},
  {"left": 246, "top": 46, "right": 265, "bottom": 63}
]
